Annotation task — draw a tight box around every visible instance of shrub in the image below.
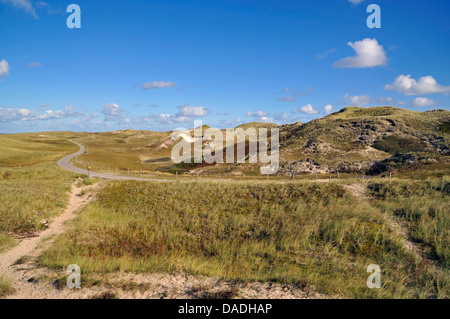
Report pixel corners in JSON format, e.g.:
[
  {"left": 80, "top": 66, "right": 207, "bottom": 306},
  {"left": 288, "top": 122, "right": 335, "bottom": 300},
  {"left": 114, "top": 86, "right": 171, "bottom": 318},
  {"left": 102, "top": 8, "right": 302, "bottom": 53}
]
[{"left": 373, "top": 136, "right": 428, "bottom": 154}]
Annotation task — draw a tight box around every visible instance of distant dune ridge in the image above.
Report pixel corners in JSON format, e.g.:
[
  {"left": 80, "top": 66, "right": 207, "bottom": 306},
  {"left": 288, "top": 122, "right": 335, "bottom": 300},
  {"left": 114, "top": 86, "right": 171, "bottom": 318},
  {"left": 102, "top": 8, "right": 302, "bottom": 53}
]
[
  {"left": 4, "top": 106, "right": 448, "bottom": 177},
  {"left": 150, "top": 106, "right": 449, "bottom": 176}
]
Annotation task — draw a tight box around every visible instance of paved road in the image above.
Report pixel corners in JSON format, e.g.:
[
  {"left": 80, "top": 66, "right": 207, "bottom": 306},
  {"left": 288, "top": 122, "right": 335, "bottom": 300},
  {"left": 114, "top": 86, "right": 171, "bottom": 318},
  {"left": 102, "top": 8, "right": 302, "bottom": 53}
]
[{"left": 57, "top": 140, "right": 165, "bottom": 182}]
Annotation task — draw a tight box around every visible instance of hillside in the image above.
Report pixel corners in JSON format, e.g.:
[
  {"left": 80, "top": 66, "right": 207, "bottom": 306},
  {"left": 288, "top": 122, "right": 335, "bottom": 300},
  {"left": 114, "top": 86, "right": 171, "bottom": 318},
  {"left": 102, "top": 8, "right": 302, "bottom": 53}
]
[
  {"left": 164, "top": 106, "right": 450, "bottom": 176},
  {"left": 277, "top": 107, "right": 450, "bottom": 176}
]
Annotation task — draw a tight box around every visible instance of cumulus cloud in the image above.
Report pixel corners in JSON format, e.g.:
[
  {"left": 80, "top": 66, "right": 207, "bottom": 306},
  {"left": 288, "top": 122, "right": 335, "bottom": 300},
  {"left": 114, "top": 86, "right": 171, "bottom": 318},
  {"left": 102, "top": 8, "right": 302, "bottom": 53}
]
[
  {"left": 385, "top": 75, "right": 450, "bottom": 96},
  {"left": 333, "top": 38, "right": 387, "bottom": 68},
  {"left": 411, "top": 97, "right": 437, "bottom": 108},
  {"left": 246, "top": 110, "right": 272, "bottom": 122},
  {"left": 342, "top": 94, "right": 372, "bottom": 106},
  {"left": 297, "top": 104, "right": 318, "bottom": 114},
  {"left": 246, "top": 110, "right": 268, "bottom": 118},
  {"left": 245, "top": 110, "right": 291, "bottom": 123},
  {"left": 34, "top": 105, "right": 76, "bottom": 120},
  {"left": 102, "top": 103, "right": 121, "bottom": 117},
  {"left": 324, "top": 105, "right": 333, "bottom": 114},
  {"left": 0, "top": 0, "right": 38, "bottom": 18},
  {"left": 176, "top": 105, "right": 210, "bottom": 117},
  {"left": 341, "top": 95, "right": 406, "bottom": 107},
  {"left": 146, "top": 105, "right": 210, "bottom": 125},
  {"left": 141, "top": 81, "right": 177, "bottom": 90},
  {"left": 150, "top": 114, "right": 190, "bottom": 125},
  {"left": 0, "top": 59, "right": 10, "bottom": 80},
  {"left": 0, "top": 105, "right": 93, "bottom": 123},
  {"left": 0, "top": 108, "right": 31, "bottom": 122},
  {"left": 102, "top": 103, "right": 130, "bottom": 123}
]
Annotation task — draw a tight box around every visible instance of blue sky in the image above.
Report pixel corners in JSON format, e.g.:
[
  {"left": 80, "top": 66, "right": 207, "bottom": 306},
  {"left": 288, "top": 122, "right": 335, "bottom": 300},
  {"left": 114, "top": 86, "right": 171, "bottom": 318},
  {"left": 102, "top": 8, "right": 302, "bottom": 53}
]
[{"left": 0, "top": 0, "right": 449, "bottom": 133}]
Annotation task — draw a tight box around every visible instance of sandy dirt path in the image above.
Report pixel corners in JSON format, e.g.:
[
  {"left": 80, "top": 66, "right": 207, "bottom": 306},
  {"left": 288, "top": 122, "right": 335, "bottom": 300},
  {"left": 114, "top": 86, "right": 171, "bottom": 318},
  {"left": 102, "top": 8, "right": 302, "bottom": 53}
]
[
  {"left": 0, "top": 181, "right": 327, "bottom": 299},
  {"left": 343, "top": 183, "right": 425, "bottom": 262},
  {"left": 0, "top": 182, "right": 97, "bottom": 299}
]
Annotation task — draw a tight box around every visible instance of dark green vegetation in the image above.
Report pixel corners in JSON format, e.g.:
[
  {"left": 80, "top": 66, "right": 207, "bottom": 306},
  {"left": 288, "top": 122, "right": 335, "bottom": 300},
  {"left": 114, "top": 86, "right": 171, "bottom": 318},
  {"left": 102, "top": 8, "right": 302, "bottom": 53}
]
[
  {"left": 0, "top": 133, "right": 80, "bottom": 250},
  {"left": 438, "top": 121, "right": 450, "bottom": 134},
  {"left": 373, "top": 135, "right": 428, "bottom": 154},
  {"left": 41, "top": 179, "right": 449, "bottom": 298}
]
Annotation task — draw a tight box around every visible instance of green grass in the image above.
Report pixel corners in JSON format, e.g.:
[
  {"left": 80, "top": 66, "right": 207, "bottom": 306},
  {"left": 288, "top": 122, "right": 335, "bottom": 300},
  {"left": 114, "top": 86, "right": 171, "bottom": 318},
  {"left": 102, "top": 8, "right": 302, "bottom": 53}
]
[
  {"left": 0, "top": 134, "right": 79, "bottom": 251},
  {"left": 77, "top": 176, "right": 96, "bottom": 187},
  {"left": 438, "top": 121, "right": 450, "bottom": 134},
  {"left": 373, "top": 135, "right": 429, "bottom": 154},
  {"left": 1, "top": 125, "right": 448, "bottom": 299},
  {"left": 369, "top": 179, "right": 450, "bottom": 267},
  {"left": 40, "top": 180, "right": 449, "bottom": 298},
  {"left": 0, "top": 276, "right": 14, "bottom": 298}
]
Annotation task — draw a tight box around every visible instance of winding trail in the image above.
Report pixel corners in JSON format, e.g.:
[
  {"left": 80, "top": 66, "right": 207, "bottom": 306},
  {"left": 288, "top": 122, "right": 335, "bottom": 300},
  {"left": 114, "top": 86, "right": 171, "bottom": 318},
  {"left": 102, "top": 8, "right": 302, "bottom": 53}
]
[
  {"left": 0, "top": 182, "right": 98, "bottom": 299},
  {"left": 58, "top": 140, "right": 165, "bottom": 181},
  {"left": 0, "top": 140, "right": 332, "bottom": 299}
]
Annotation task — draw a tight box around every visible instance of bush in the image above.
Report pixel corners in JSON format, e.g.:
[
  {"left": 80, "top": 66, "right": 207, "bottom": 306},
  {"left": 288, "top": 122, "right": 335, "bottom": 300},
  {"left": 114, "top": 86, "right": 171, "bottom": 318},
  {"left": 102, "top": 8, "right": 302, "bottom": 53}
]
[
  {"left": 0, "top": 276, "right": 14, "bottom": 298},
  {"left": 373, "top": 136, "right": 428, "bottom": 154}
]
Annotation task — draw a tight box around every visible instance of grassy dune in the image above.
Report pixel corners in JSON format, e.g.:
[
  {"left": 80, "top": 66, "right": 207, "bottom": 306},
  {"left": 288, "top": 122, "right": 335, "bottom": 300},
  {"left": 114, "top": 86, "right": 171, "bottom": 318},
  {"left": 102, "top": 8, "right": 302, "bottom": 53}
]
[
  {"left": 369, "top": 180, "right": 449, "bottom": 267},
  {"left": 71, "top": 130, "right": 171, "bottom": 174},
  {"left": 40, "top": 179, "right": 449, "bottom": 298},
  {"left": 1, "top": 129, "right": 448, "bottom": 298},
  {"left": 0, "top": 134, "right": 79, "bottom": 250},
  {"left": 67, "top": 107, "right": 449, "bottom": 178}
]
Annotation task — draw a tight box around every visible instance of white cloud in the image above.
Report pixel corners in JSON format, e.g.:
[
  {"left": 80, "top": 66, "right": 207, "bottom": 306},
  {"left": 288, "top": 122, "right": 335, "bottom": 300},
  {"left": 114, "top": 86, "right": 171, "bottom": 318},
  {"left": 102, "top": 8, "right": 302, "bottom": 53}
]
[
  {"left": 324, "top": 105, "right": 333, "bottom": 114},
  {"left": 0, "top": 107, "right": 31, "bottom": 122},
  {"left": 245, "top": 110, "right": 274, "bottom": 122},
  {"left": 34, "top": 105, "right": 75, "bottom": 120},
  {"left": 348, "top": 0, "right": 364, "bottom": 4},
  {"left": 102, "top": 103, "right": 121, "bottom": 116},
  {"left": 0, "top": 0, "right": 38, "bottom": 18},
  {"left": 246, "top": 110, "right": 268, "bottom": 118},
  {"left": 385, "top": 75, "right": 450, "bottom": 96},
  {"left": 176, "top": 105, "right": 210, "bottom": 117},
  {"left": 146, "top": 105, "right": 210, "bottom": 125},
  {"left": 102, "top": 103, "right": 127, "bottom": 122},
  {"left": 245, "top": 110, "right": 290, "bottom": 123},
  {"left": 411, "top": 97, "right": 437, "bottom": 108},
  {"left": 151, "top": 114, "right": 189, "bottom": 125},
  {"left": 333, "top": 38, "right": 387, "bottom": 68},
  {"left": 0, "top": 105, "right": 93, "bottom": 123},
  {"left": 141, "top": 81, "right": 177, "bottom": 90},
  {"left": 342, "top": 94, "right": 372, "bottom": 106},
  {"left": 299, "top": 104, "right": 318, "bottom": 114},
  {"left": 0, "top": 59, "right": 10, "bottom": 80}
]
